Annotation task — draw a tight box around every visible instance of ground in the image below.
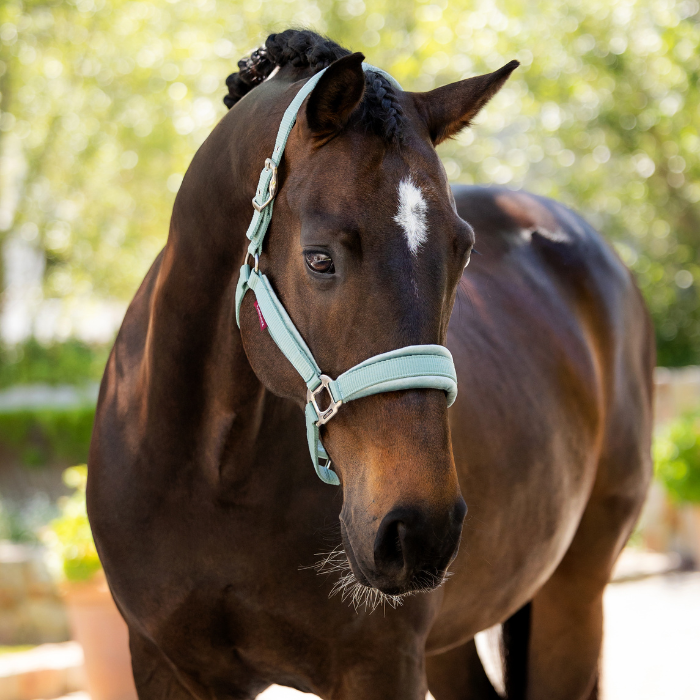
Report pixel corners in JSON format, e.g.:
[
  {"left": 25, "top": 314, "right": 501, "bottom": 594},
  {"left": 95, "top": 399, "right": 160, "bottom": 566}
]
[{"left": 603, "top": 571, "right": 700, "bottom": 700}]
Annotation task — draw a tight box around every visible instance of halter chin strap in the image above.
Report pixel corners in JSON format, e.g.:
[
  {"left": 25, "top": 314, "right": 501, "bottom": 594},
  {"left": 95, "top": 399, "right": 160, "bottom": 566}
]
[{"left": 235, "top": 63, "right": 457, "bottom": 486}]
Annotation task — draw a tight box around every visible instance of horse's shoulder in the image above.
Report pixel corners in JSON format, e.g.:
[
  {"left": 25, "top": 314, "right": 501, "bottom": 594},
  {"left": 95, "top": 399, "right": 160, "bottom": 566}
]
[{"left": 92, "top": 249, "right": 165, "bottom": 452}]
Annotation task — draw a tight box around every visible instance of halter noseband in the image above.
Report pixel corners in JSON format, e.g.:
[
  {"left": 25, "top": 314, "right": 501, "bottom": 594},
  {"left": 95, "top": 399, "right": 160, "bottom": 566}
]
[{"left": 235, "top": 64, "right": 458, "bottom": 485}]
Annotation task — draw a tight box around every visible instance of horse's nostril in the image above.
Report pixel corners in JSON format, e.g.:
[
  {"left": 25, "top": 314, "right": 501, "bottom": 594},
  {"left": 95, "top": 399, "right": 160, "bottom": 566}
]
[
  {"left": 372, "top": 503, "right": 465, "bottom": 591},
  {"left": 453, "top": 496, "right": 468, "bottom": 526},
  {"left": 374, "top": 512, "right": 407, "bottom": 574}
]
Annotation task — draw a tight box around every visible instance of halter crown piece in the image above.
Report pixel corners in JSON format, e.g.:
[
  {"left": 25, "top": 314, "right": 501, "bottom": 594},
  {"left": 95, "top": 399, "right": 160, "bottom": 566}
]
[{"left": 235, "top": 63, "right": 458, "bottom": 485}]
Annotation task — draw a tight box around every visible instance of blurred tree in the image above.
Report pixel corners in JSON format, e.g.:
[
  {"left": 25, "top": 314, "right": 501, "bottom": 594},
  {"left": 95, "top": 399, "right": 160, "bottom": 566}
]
[{"left": 0, "top": 0, "right": 698, "bottom": 365}]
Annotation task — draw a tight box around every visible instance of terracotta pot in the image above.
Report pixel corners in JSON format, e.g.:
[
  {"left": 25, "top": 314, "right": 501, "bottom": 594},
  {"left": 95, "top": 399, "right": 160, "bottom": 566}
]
[{"left": 62, "top": 570, "right": 137, "bottom": 700}]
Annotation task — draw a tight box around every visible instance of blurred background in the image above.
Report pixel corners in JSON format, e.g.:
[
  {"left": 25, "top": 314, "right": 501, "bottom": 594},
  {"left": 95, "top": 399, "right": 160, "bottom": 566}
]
[{"left": 0, "top": 0, "right": 698, "bottom": 699}]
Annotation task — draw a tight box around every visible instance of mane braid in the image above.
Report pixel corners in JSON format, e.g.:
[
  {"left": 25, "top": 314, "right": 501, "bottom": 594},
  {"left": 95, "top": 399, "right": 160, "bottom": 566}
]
[{"left": 223, "top": 29, "right": 405, "bottom": 143}]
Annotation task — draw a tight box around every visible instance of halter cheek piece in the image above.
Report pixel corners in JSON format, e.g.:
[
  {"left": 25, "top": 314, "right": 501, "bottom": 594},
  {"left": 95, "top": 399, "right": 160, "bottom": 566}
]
[{"left": 235, "top": 64, "right": 458, "bottom": 486}]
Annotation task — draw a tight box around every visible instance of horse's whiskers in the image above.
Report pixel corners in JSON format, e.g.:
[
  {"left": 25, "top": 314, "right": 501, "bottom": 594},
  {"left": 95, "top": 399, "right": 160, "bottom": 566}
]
[{"left": 302, "top": 546, "right": 452, "bottom": 614}]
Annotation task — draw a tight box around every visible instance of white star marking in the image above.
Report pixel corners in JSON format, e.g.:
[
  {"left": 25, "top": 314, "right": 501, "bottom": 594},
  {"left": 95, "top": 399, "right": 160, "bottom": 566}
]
[{"left": 393, "top": 177, "right": 429, "bottom": 256}]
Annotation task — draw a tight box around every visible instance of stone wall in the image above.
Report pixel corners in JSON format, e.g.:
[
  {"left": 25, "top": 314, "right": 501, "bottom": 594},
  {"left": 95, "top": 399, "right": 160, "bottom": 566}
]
[
  {"left": 0, "top": 543, "right": 69, "bottom": 645},
  {"left": 654, "top": 366, "right": 700, "bottom": 427}
]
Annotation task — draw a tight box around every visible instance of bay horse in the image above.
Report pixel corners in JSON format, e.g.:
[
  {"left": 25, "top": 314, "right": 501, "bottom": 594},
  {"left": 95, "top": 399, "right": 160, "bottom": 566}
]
[{"left": 88, "top": 30, "right": 654, "bottom": 700}]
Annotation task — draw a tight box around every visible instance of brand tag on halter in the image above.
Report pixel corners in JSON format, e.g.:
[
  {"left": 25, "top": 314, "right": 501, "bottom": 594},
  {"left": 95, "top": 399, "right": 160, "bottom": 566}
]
[{"left": 254, "top": 300, "right": 267, "bottom": 331}]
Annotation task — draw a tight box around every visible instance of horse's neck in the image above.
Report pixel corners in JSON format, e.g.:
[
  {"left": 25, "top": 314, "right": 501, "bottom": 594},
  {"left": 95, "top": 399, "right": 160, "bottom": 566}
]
[
  {"left": 118, "top": 96, "right": 305, "bottom": 490},
  {"left": 115, "top": 128, "right": 274, "bottom": 481}
]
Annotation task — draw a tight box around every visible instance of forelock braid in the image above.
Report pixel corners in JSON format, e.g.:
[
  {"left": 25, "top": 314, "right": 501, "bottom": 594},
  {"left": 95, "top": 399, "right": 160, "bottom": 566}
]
[
  {"left": 223, "top": 46, "right": 274, "bottom": 109},
  {"left": 360, "top": 72, "right": 405, "bottom": 144},
  {"left": 223, "top": 29, "right": 405, "bottom": 143},
  {"left": 265, "top": 29, "right": 350, "bottom": 69},
  {"left": 223, "top": 30, "right": 349, "bottom": 109}
]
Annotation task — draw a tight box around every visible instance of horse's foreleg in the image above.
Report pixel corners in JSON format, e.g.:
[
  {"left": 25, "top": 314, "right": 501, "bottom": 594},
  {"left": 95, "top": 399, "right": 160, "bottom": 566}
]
[
  {"left": 525, "top": 486, "right": 645, "bottom": 700},
  {"left": 326, "top": 650, "right": 428, "bottom": 700},
  {"left": 129, "top": 630, "right": 200, "bottom": 700},
  {"left": 526, "top": 576, "right": 603, "bottom": 700},
  {"left": 426, "top": 638, "right": 501, "bottom": 700}
]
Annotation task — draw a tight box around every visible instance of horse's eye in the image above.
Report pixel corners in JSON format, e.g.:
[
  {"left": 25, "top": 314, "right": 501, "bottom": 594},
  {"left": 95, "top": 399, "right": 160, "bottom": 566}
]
[{"left": 305, "top": 251, "right": 335, "bottom": 274}]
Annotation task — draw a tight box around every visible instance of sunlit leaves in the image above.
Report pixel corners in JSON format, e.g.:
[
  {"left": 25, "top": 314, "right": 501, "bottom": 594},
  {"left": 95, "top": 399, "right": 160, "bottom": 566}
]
[{"left": 0, "top": 0, "right": 698, "bottom": 363}]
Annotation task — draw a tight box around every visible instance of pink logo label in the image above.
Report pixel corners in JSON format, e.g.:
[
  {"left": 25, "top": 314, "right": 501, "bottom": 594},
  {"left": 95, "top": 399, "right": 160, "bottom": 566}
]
[{"left": 254, "top": 301, "right": 267, "bottom": 331}]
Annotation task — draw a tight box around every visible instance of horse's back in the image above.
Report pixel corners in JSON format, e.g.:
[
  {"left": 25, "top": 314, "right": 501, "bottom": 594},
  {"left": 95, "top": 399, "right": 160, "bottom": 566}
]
[{"left": 451, "top": 184, "right": 649, "bottom": 338}]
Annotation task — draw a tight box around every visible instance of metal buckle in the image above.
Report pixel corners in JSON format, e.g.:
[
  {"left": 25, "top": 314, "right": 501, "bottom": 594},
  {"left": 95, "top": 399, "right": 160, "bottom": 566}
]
[
  {"left": 252, "top": 159, "right": 278, "bottom": 212},
  {"left": 307, "top": 375, "right": 342, "bottom": 426}
]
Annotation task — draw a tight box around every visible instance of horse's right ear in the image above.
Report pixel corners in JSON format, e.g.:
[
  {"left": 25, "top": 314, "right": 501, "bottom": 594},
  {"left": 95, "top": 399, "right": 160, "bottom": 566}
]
[
  {"left": 305, "top": 52, "right": 366, "bottom": 140},
  {"left": 414, "top": 60, "right": 519, "bottom": 145}
]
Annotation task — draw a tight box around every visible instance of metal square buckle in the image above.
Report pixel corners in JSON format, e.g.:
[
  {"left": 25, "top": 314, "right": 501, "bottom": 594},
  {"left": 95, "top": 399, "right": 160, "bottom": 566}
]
[
  {"left": 307, "top": 375, "right": 342, "bottom": 426},
  {"left": 252, "top": 159, "right": 278, "bottom": 212}
]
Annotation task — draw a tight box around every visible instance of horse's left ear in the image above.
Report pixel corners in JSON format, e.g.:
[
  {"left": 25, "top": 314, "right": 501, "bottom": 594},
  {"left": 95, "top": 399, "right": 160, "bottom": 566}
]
[
  {"left": 414, "top": 60, "right": 519, "bottom": 146},
  {"left": 305, "top": 52, "right": 366, "bottom": 139}
]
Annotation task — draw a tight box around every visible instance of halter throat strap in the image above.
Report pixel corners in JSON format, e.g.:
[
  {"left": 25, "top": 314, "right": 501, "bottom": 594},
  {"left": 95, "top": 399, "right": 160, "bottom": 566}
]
[{"left": 235, "top": 63, "right": 458, "bottom": 486}]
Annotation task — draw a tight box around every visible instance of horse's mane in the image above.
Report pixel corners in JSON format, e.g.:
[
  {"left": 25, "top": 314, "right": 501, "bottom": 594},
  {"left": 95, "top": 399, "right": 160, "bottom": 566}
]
[{"left": 223, "top": 29, "right": 405, "bottom": 143}]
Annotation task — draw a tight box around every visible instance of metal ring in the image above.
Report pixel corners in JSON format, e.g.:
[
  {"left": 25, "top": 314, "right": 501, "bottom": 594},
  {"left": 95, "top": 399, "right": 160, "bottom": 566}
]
[{"left": 244, "top": 253, "right": 260, "bottom": 273}]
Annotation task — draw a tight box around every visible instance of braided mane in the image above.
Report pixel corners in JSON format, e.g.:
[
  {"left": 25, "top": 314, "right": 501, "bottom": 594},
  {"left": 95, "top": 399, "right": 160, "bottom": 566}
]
[{"left": 223, "top": 29, "right": 405, "bottom": 143}]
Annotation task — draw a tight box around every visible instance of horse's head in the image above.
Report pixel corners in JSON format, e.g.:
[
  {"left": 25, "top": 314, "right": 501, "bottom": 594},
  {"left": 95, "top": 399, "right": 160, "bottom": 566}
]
[{"left": 221, "top": 33, "right": 516, "bottom": 600}]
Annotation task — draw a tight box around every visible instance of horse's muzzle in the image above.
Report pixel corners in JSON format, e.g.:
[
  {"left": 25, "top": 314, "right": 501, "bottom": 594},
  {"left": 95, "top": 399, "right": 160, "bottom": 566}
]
[{"left": 342, "top": 498, "right": 467, "bottom": 596}]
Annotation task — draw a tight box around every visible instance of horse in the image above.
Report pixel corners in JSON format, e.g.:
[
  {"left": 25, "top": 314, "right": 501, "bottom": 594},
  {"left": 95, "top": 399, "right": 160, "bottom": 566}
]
[{"left": 87, "top": 30, "right": 654, "bottom": 700}]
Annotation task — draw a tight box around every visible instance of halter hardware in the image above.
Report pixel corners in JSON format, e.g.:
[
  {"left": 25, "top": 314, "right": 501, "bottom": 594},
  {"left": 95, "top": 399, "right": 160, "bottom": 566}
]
[
  {"left": 252, "top": 159, "right": 278, "bottom": 212},
  {"left": 235, "top": 63, "right": 457, "bottom": 486},
  {"left": 307, "top": 375, "right": 343, "bottom": 426},
  {"left": 245, "top": 252, "right": 260, "bottom": 272}
]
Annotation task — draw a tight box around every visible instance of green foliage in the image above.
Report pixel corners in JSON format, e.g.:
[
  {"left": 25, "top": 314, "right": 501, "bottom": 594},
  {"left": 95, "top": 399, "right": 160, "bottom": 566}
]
[
  {"left": 0, "top": 338, "right": 109, "bottom": 387},
  {"left": 0, "top": 405, "right": 95, "bottom": 466},
  {"left": 0, "top": 0, "right": 699, "bottom": 362},
  {"left": 43, "top": 465, "right": 101, "bottom": 583},
  {"left": 654, "top": 411, "right": 700, "bottom": 503}
]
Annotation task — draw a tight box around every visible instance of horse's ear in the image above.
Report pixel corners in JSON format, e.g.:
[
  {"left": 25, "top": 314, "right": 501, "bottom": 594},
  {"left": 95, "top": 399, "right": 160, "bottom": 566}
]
[
  {"left": 305, "top": 52, "right": 366, "bottom": 139},
  {"left": 415, "top": 60, "right": 519, "bottom": 146}
]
